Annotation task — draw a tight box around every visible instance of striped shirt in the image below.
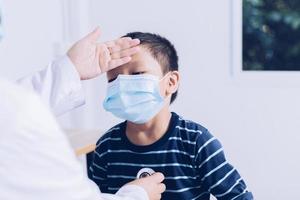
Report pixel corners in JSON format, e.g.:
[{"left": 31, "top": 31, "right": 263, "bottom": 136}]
[{"left": 89, "top": 112, "right": 253, "bottom": 200}]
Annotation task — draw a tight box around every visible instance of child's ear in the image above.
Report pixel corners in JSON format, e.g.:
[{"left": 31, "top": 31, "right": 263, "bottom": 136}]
[{"left": 166, "top": 71, "right": 180, "bottom": 96}]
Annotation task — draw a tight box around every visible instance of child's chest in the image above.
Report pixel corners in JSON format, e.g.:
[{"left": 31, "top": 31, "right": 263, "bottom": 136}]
[{"left": 105, "top": 148, "right": 207, "bottom": 199}]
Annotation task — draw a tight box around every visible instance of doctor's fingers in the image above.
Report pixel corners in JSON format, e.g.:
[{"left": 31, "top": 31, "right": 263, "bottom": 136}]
[
  {"left": 110, "top": 46, "right": 140, "bottom": 60},
  {"left": 149, "top": 172, "right": 165, "bottom": 183},
  {"left": 153, "top": 194, "right": 162, "bottom": 200},
  {"left": 152, "top": 184, "right": 165, "bottom": 200},
  {"left": 105, "top": 37, "right": 140, "bottom": 52},
  {"left": 107, "top": 57, "right": 132, "bottom": 70},
  {"left": 157, "top": 183, "right": 166, "bottom": 193}
]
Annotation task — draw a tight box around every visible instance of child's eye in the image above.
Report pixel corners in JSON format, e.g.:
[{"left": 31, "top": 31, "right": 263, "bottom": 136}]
[
  {"left": 108, "top": 72, "right": 146, "bottom": 82},
  {"left": 108, "top": 77, "right": 117, "bottom": 83},
  {"left": 131, "top": 71, "right": 146, "bottom": 75}
]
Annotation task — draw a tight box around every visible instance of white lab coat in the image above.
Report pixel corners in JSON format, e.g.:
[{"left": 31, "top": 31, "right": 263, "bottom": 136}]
[
  {"left": 0, "top": 56, "right": 148, "bottom": 200},
  {"left": 16, "top": 55, "right": 85, "bottom": 116}
]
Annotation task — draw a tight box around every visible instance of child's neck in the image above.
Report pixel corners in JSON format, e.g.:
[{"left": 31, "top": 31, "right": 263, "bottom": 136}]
[{"left": 126, "top": 106, "right": 172, "bottom": 146}]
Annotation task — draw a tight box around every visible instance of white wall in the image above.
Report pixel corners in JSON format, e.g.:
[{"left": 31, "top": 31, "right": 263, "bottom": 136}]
[
  {"left": 1, "top": 0, "right": 300, "bottom": 199},
  {"left": 0, "top": 0, "right": 63, "bottom": 80}
]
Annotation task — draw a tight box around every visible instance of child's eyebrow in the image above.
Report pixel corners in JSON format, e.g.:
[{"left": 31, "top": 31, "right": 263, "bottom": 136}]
[
  {"left": 130, "top": 63, "right": 152, "bottom": 72},
  {"left": 127, "top": 61, "right": 141, "bottom": 67}
]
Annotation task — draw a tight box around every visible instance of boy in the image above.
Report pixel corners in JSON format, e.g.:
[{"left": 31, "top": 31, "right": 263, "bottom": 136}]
[{"left": 89, "top": 32, "right": 253, "bottom": 200}]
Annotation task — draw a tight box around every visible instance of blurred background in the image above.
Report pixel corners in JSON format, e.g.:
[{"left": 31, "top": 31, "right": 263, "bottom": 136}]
[
  {"left": 1, "top": 0, "right": 300, "bottom": 199},
  {"left": 243, "top": 0, "right": 300, "bottom": 70}
]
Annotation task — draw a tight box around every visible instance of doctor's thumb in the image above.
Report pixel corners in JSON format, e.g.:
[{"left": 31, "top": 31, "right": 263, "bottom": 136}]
[
  {"left": 82, "top": 27, "right": 101, "bottom": 42},
  {"left": 149, "top": 172, "right": 165, "bottom": 183}
]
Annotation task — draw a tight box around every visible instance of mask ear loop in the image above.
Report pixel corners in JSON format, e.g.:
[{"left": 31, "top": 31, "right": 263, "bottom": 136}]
[
  {"left": 158, "top": 72, "right": 173, "bottom": 100},
  {"left": 159, "top": 71, "right": 171, "bottom": 82}
]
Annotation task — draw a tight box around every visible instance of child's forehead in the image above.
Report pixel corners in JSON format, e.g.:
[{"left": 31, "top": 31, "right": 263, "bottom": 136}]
[
  {"left": 114, "top": 49, "right": 162, "bottom": 70},
  {"left": 131, "top": 46, "right": 155, "bottom": 64},
  {"left": 106, "top": 46, "right": 165, "bottom": 79}
]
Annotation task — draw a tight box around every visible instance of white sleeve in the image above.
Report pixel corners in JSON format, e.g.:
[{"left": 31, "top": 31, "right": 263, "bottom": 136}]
[
  {"left": 16, "top": 55, "right": 85, "bottom": 116},
  {"left": 0, "top": 80, "right": 148, "bottom": 200},
  {"left": 100, "top": 185, "right": 149, "bottom": 200}
]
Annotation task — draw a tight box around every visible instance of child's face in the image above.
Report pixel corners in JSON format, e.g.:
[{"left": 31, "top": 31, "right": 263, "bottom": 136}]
[{"left": 106, "top": 46, "right": 173, "bottom": 99}]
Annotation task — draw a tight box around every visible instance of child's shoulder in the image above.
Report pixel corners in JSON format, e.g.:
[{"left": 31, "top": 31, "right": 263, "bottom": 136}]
[
  {"left": 175, "top": 112, "right": 208, "bottom": 133},
  {"left": 95, "top": 121, "right": 125, "bottom": 148},
  {"left": 174, "top": 112, "right": 214, "bottom": 141},
  {"left": 174, "top": 113, "right": 221, "bottom": 152}
]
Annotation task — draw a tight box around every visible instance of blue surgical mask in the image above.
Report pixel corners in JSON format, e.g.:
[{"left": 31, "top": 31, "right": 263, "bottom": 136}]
[{"left": 103, "top": 74, "right": 168, "bottom": 124}]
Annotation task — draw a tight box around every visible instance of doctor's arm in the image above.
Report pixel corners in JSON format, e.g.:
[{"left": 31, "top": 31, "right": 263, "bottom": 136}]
[
  {"left": 17, "top": 27, "right": 140, "bottom": 116},
  {"left": 0, "top": 82, "right": 164, "bottom": 200}
]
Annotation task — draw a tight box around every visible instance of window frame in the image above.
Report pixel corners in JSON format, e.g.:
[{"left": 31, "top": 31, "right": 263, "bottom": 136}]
[{"left": 230, "top": 0, "right": 300, "bottom": 87}]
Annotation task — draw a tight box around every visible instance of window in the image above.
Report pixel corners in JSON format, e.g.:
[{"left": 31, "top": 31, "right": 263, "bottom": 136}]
[{"left": 243, "top": 0, "right": 300, "bottom": 71}]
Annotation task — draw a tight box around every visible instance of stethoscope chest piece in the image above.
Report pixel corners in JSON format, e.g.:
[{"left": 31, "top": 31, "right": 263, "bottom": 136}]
[{"left": 136, "top": 168, "right": 155, "bottom": 179}]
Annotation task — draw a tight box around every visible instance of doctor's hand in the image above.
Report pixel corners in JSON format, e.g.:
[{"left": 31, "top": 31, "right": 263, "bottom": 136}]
[
  {"left": 126, "top": 172, "right": 166, "bottom": 200},
  {"left": 67, "top": 27, "right": 140, "bottom": 80}
]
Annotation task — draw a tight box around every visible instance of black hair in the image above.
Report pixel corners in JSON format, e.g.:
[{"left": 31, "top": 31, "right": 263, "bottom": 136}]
[{"left": 123, "top": 32, "right": 179, "bottom": 103}]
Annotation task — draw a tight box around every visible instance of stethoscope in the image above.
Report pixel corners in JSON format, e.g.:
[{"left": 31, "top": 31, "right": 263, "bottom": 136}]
[{"left": 136, "top": 168, "right": 155, "bottom": 179}]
